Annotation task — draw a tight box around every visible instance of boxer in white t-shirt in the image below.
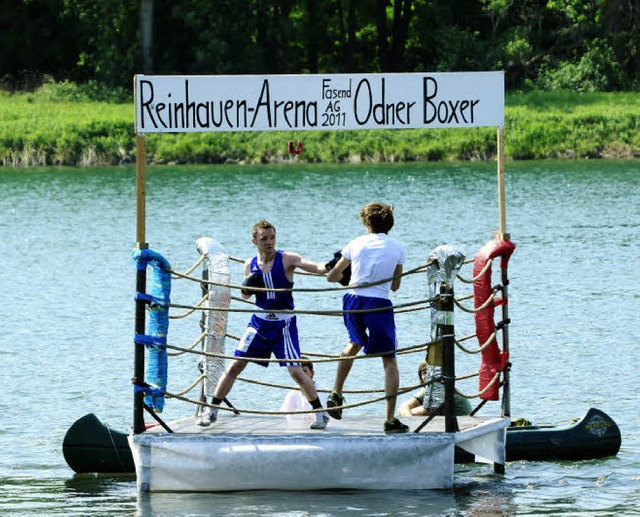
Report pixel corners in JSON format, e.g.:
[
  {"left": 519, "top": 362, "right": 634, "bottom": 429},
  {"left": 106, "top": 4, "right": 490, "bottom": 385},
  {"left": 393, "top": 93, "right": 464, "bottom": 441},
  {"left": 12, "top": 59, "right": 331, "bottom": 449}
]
[{"left": 326, "top": 202, "right": 409, "bottom": 434}]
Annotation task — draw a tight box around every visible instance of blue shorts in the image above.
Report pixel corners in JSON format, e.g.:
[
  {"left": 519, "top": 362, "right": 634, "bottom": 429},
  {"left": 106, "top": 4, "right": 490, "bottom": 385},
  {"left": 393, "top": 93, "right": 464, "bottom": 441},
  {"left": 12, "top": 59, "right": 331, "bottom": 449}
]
[
  {"left": 343, "top": 293, "right": 397, "bottom": 357},
  {"left": 235, "top": 315, "right": 301, "bottom": 367}
]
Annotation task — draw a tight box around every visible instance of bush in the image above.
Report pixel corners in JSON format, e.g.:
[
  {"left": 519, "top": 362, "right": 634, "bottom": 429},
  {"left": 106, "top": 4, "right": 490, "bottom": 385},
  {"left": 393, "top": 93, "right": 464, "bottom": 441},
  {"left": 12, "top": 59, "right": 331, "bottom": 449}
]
[
  {"left": 34, "top": 78, "right": 130, "bottom": 103},
  {"left": 535, "top": 39, "right": 624, "bottom": 92}
]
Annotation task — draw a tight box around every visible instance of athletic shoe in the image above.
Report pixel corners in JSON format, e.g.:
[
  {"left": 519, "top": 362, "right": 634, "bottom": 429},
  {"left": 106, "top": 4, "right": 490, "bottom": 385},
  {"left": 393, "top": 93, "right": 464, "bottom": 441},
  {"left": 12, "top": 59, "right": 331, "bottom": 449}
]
[
  {"left": 310, "top": 413, "right": 330, "bottom": 430},
  {"left": 326, "top": 391, "right": 344, "bottom": 420},
  {"left": 197, "top": 407, "right": 218, "bottom": 426},
  {"left": 384, "top": 418, "right": 410, "bottom": 434}
]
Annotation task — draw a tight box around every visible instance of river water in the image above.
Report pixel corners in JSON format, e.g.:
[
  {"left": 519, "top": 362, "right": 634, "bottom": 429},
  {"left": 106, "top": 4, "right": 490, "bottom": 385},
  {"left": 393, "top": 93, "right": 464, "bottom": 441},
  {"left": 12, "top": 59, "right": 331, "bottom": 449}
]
[{"left": 0, "top": 160, "right": 638, "bottom": 515}]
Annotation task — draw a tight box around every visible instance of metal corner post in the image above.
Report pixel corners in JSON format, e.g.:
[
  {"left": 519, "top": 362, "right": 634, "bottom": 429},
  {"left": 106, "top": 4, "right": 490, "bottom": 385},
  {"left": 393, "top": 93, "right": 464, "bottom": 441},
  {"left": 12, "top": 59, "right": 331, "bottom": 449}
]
[
  {"left": 497, "top": 126, "right": 508, "bottom": 240},
  {"left": 133, "top": 128, "right": 149, "bottom": 435},
  {"left": 439, "top": 285, "right": 457, "bottom": 434},
  {"left": 496, "top": 125, "right": 511, "bottom": 419},
  {"left": 495, "top": 124, "right": 509, "bottom": 475}
]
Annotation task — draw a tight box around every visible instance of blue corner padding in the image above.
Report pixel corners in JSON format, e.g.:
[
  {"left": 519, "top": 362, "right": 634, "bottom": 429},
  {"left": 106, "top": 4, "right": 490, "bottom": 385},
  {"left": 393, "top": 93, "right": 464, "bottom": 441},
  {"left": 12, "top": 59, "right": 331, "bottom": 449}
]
[
  {"left": 132, "top": 249, "right": 172, "bottom": 412},
  {"left": 134, "top": 334, "right": 167, "bottom": 347},
  {"left": 133, "top": 384, "right": 164, "bottom": 397}
]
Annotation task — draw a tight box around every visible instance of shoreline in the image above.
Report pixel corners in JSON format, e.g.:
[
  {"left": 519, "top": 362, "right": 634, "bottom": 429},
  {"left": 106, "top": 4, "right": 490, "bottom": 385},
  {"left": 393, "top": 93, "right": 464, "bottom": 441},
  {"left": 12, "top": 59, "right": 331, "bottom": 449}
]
[
  {"left": 2, "top": 91, "right": 640, "bottom": 167},
  {"left": 3, "top": 142, "right": 637, "bottom": 168}
]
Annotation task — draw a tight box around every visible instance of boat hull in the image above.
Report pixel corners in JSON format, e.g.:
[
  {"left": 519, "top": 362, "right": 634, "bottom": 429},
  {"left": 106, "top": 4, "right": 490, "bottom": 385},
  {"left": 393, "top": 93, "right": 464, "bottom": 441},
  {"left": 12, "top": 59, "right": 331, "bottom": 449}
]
[
  {"left": 506, "top": 407, "right": 621, "bottom": 461},
  {"left": 63, "top": 413, "right": 134, "bottom": 474}
]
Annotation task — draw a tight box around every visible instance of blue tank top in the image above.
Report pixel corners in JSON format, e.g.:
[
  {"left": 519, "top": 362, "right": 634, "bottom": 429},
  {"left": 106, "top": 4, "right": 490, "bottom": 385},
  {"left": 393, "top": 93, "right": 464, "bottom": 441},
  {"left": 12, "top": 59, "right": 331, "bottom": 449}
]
[{"left": 249, "top": 250, "right": 294, "bottom": 310}]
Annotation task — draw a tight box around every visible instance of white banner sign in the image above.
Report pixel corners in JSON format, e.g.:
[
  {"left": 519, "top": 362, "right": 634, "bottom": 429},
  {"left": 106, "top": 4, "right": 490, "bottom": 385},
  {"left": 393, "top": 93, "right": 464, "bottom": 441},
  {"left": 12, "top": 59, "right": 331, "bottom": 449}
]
[{"left": 135, "top": 72, "right": 503, "bottom": 133}]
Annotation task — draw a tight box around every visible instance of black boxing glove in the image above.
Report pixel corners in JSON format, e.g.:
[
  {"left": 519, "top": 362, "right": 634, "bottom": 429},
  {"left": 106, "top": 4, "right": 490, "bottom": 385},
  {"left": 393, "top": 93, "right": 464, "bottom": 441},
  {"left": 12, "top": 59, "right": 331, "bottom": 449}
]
[
  {"left": 325, "top": 250, "right": 352, "bottom": 286},
  {"left": 325, "top": 251, "right": 342, "bottom": 271},
  {"left": 339, "top": 264, "right": 352, "bottom": 286},
  {"left": 241, "top": 272, "right": 265, "bottom": 296}
]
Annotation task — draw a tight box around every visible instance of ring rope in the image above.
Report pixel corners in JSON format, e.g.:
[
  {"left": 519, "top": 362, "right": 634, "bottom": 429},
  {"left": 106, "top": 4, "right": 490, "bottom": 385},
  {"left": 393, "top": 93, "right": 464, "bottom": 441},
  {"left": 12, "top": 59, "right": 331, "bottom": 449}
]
[
  {"left": 228, "top": 254, "right": 427, "bottom": 278},
  {"left": 171, "top": 253, "right": 207, "bottom": 279},
  {"left": 168, "top": 383, "right": 422, "bottom": 415},
  {"left": 395, "top": 340, "right": 433, "bottom": 355},
  {"left": 455, "top": 371, "right": 480, "bottom": 381},
  {"left": 168, "top": 261, "right": 432, "bottom": 293},
  {"left": 236, "top": 375, "right": 424, "bottom": 395},
  {"left": 171, "top": 373, "right": 206, "bottom": 397},
  {"left": 294, "top": 350, "right": 340, "bottom": 358},
  {"left": 455, "top": 331, "right": 497, "bottom": 354},
  {"left": 164, "top": 253, "right": 499, "bottom": 415},
  {"left": 169, "top": 294, "right": 208, "bottom": 319},
  {"left": 165, "top": 337, "right": 439, "bottom": 364},
  {"left": 454, "top": 372, "right": 501, "bottom": 398},
  {"left": 456, "top": 333, "right": 476, "bottom": 342},
  {"left": 168, "top": 296, "right": 437, "bottom": 317},
  {"left": 395, "top": 304, "right": 430, "bottom": 314},
  {"left": 167, "top": 331, "right": 206, "bottom": 357},
  {"left": 232, "top": 295, "right": 255, "bottom": 305},
  {"left": 229, "top": 253, "right": 315, "bottom": 273},
  {"left": 228, "top": 370, "right": 481, "bottom": 403},
  {"left": 456, "top": 258, "right": 493, "bottom": 284},
  {"left": 453, "top": 288, "right": 499, "bottom": 314}
]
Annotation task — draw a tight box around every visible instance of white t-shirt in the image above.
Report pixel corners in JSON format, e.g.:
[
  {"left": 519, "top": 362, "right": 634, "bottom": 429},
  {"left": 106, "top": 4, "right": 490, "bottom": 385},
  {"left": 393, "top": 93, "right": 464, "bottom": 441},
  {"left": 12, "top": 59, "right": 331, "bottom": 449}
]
[
  {"left": 342, "top": 233, "right": 406, "bottom": 299},
  {"left": 279, "top": 381, "right": 328, "bottom": 421}
]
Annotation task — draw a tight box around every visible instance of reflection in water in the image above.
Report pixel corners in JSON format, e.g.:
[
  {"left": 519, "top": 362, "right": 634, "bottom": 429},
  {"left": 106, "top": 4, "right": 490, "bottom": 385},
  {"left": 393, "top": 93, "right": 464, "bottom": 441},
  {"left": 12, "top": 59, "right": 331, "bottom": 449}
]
[
  {"left": 132, "top": 464, "right": 524, "bottom": 516},
  {"left": 64, "top": 473, "right": 136, "bottom": 495},
  {"left": 0, "top": 475, "right": 137, "bottom": 514},
  {"left": 62, "top": 474, "right": 137, "bottom": 513},
  {"left": 136, "top": 488, "right": 459, "bottom": 516},
  {"left": 135, "top": 476, "right": 522, "bottom": 516}
]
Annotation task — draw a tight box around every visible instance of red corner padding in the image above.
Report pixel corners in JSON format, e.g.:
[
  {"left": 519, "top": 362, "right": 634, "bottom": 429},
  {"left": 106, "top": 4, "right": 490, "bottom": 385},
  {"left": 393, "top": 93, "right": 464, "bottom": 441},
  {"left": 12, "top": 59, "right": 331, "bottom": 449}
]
[{"left": 473, "top": 238, "right": 516, "bottom": 400}]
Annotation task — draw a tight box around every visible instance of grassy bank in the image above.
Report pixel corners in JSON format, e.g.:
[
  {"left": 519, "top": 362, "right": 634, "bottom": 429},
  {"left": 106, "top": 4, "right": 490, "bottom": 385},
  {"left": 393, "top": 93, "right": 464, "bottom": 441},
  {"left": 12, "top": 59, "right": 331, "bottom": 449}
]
[{"left": 1, "top": 90, "right": 639, "bottom": 167}]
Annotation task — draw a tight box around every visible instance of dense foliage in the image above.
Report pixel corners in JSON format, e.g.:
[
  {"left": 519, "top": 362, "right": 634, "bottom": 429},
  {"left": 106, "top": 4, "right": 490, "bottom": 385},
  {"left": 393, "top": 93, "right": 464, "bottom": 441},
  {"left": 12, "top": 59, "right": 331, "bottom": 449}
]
[
  {"left": 2, "top": 0, "right": 639, "bottom": 95},
  {"left": 1, "top": 87, "right": 638, "bottom": 166}
]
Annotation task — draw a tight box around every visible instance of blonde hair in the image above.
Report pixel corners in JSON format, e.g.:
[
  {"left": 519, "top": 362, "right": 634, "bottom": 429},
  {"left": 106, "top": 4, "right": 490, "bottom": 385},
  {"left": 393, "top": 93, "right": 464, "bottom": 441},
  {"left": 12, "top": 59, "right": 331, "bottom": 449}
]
[
  {"left": 359, "top": 202, "right": 395, "bottom": 234},
  {"left": 252, "top": 219, "right": 275, "bottom": 239}
]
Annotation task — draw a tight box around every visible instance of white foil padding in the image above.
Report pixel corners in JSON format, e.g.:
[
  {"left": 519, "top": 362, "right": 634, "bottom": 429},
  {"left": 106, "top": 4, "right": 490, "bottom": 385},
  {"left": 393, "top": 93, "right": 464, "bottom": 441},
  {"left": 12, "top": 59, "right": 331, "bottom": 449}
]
[
  {"left": 129, "top": 417, "right": 509, "bottom": 492},
  {"left": 456, "top": 418, "right": 509, "bottom": 465},
  {"left": 427, "top": 244, "right": 466, "bottom": 289},
  {"left": 196, "top": 237, "right": 230, "bottom": 398},
  {"left": 424, "top": 244, "right": 466, "bottom": 410},
  {"left": 130, "top": 433, "right": 455, "bottom": 492}
]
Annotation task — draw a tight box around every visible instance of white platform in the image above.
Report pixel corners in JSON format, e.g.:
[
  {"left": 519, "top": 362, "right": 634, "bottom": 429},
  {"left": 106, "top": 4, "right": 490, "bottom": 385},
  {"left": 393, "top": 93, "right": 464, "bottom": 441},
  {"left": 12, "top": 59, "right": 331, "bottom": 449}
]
[{"left": 129, "top": 413, "right": 509, "bottom": 492}]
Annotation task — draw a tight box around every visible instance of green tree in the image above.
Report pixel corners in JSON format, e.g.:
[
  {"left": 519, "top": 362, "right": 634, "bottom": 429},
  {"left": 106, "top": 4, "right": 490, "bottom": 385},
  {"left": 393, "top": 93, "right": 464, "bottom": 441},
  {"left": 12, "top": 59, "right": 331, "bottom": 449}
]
[
  {"left": 0, "top": 0, "right": 81, "bottom": 89},
  {"left": 63, "top": 0, "right": 139, "bottom": 88},
  {"left": 2, "top": 0, "right": 638, "bottom": 92}
]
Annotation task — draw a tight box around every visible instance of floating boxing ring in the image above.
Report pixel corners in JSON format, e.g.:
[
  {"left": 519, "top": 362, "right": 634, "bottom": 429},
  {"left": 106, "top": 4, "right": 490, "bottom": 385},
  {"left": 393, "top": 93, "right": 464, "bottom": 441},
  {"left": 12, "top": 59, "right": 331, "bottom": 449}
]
[
  {"left": 131, "top": 235, "right": 515, "bottom": 432},
  {"left": 128, "top": 71, "right": 513, "bottom": 491}
]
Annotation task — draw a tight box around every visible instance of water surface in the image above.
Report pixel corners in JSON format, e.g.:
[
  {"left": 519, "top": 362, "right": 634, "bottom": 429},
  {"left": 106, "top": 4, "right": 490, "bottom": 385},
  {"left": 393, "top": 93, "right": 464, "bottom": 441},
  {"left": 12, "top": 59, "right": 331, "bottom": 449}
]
[{"left": 0, "top": 160, "right": 638, "bottom": 515}]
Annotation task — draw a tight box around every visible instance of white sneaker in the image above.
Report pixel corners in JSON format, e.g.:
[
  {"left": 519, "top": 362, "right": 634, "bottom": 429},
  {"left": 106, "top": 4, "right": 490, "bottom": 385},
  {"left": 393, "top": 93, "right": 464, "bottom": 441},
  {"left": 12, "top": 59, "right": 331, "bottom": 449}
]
[
  {"left": 310, "top": 412, "right": 329, "bottom": 430},
  {"left": 197, "top": 407, "right": 218, "bottom": 426}
]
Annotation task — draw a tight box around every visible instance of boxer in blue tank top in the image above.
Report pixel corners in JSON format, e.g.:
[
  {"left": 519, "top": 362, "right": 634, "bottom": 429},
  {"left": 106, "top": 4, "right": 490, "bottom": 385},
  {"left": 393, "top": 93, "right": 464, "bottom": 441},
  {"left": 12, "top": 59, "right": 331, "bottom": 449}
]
[
  {"left": 249, "top": 250, "right": 294, "bottom": 312},
  {"left": 198, "top": 220, "right": 331, "bottom": 430},
  {"left": 238, "top": 250, "right": 299, "bottom": 365}
]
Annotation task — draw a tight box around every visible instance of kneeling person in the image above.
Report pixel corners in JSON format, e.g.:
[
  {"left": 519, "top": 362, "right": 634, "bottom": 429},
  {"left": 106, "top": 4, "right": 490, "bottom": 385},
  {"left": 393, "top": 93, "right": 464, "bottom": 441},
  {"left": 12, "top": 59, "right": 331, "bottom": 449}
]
[
  {"left": 397, "top": 360, "right": 472, "bottom": 417},
  {"left": 280, "top": 356, "right": 329, "bottom": 424}
]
